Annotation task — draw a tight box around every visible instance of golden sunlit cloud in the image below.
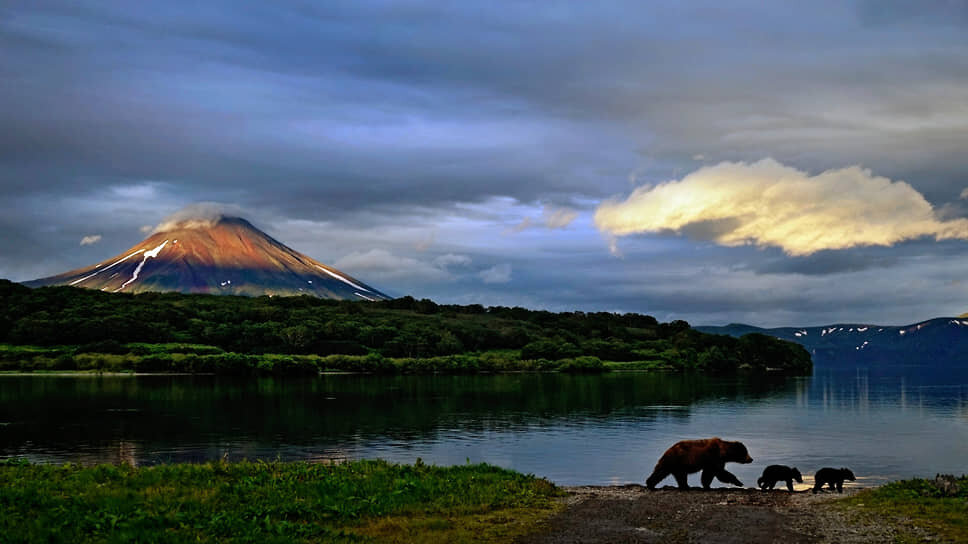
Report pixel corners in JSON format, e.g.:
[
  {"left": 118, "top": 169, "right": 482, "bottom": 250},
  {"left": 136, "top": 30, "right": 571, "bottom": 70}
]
[{"left": 595, "top": 158, "right": 968, "bottom": 256}]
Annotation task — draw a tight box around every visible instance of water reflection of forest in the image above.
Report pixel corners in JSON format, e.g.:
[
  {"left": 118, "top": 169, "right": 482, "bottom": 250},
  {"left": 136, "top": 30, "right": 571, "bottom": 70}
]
[
  {"left": 3, "top": 370, "right": 965, "bottom": 465},
  {"left": 0, "top": 373, "right": 799, "bottom": 462}
]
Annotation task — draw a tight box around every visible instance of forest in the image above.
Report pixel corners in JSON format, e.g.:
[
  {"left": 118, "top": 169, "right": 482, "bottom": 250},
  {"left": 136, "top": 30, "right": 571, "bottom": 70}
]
[{"left": 0, "top": 279, "right": 811, "bottom": 375}]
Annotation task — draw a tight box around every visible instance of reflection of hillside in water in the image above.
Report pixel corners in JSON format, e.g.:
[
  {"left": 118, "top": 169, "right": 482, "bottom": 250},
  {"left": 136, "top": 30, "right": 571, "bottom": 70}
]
[{"left": 0, "top": 373, "right": 799, "bottom": 464}]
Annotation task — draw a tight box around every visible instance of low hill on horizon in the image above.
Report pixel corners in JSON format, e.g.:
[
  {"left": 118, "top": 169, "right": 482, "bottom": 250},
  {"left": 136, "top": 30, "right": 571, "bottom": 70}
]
[{"left": 697, "top": 318, "right": 968, "bottom": 367}]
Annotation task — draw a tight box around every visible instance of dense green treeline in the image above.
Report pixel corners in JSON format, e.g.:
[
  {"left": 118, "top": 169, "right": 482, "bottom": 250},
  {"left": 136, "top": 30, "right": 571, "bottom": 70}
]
[{"left": 0, "top": 279, "right": 811, "bottom": 374}]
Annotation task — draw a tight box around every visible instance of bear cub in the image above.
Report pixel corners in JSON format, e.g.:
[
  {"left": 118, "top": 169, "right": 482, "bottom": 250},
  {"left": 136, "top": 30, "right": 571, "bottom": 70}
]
[
  {"left": 645, "top": 437, "right": 753, "bottom": 490},
  {"left": 757, "top": 465, "right": 803, "bottom": 492},
  {"left": 812, "top": 467, "right": 856, "bottom": 493}
]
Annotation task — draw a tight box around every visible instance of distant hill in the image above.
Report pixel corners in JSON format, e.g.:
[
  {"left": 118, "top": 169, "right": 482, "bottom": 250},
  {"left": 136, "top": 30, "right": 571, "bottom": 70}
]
[
  {"left": 698, "top": 318, "right": 968, "bottom": 366},
  {"left": 25, "top": 215, "right": 389, "bottom": 301}
]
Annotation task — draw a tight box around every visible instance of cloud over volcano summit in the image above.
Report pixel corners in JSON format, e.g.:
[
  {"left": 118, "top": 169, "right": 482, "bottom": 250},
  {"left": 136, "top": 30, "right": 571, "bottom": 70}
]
[{"left": 151, "top": 203, "right": 246, "bottom": 234}]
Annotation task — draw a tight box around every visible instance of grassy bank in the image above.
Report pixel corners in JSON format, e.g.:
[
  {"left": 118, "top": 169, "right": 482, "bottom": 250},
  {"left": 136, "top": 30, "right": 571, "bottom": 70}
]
[
  {"left": 0, "top": 342, "right": 805, "bottom": 376},
  {"left": 0, "top": 458, "right": 563, "bottom": 543},
  {"left": 0, "top": 343, "right": 618, "bottom": 374},
  {"left": 839, "top": 475, "right": 968, "bottom": 543}
]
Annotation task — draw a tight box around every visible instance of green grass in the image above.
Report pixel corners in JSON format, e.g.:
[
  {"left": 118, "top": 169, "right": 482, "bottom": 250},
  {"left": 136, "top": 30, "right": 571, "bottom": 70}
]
[
  {"left": 0, "top": 338, "right": 806, "bottom": 376},
  {"left": 0, "top": 458, "right": 563, "bottom": 543},
  {"left": 840, "top": 476, "right": 968, "bottom": 543},
  {"left": 604, "top": 360, "right": 673, "bottom": 371},
  {"left": 0, "top": 343, "right": 618, "bottom": 375},
  {"left": 0, "top": 342, "right": 696, "bottom": 375}
]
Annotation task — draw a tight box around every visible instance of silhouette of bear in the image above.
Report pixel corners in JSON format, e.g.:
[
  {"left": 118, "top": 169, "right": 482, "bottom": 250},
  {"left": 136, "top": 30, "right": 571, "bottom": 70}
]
[
  {"left": 812, "top": 467, "right": 856, "bottom": 493},
  {"left": 645, "top": 437, "right": 753, "bottom": 490},
  {"left": 757, "top": 465, "right": 803, "bottom": 492}
]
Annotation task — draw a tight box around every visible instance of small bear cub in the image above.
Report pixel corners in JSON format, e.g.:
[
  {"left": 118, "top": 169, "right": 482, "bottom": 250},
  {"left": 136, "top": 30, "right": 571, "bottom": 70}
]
[
  {"left": 757, "top": 465, "right": 803, "bottom": 492},
  {"left": 812, "top": 467, "right": 856, "bottom": 493}
]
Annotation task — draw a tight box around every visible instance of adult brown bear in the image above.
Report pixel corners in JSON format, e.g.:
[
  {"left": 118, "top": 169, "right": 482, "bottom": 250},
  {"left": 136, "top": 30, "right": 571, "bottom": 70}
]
[{"left": 645, "top": 437, "right": 753, "bottom": 490}]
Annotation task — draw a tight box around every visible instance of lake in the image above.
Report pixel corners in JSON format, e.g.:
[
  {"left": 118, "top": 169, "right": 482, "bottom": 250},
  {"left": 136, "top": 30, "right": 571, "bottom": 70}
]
[{"left": 2, "top": 366, "right": 967, "bottom": 488}]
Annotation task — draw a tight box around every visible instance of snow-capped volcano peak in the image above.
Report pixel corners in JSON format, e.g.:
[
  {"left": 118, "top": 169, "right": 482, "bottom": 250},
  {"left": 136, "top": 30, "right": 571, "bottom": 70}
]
[{"left": 26, "top": 215, "right": 390, "bottom": 300}]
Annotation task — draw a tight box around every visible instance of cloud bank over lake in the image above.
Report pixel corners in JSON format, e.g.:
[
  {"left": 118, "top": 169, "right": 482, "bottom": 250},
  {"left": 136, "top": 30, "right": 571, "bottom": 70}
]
[{"left": 596, "top": 159, "right": 968, "bottom": 256}]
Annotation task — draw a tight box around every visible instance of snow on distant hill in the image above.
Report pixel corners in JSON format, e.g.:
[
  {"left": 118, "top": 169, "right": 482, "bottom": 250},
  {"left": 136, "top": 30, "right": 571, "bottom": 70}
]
[{"left": 697, "top": 318, "right": 968, "bottom": 366}]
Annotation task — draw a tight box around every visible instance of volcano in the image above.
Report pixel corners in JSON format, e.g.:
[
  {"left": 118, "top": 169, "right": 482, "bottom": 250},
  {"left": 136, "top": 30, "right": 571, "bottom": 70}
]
[{"left": 26, "top": 216, "right": 391, "bottom": 300}]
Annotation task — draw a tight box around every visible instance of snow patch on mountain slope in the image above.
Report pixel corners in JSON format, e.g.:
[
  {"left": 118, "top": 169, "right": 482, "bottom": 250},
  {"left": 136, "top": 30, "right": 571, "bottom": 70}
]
[
  {"left": 69, "top": 249, "right": 146, "bottom": 286},
  {"left": 118, "top": 240, "right": 168, "bottom": 291},
  {"left": 315, "top": 265, "right": 371, "bottom": 293}
]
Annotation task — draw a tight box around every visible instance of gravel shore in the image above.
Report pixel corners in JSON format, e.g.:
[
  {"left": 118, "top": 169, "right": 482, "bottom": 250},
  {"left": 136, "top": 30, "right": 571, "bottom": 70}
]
[{"left": 515, "top": 485, "right": 934, "bottom": 544}]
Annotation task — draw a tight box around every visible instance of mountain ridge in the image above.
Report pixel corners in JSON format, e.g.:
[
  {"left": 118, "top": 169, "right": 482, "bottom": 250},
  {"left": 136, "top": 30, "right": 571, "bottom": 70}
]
[{"left": 697, "top": 317, "right": 968, "bottom": 366}]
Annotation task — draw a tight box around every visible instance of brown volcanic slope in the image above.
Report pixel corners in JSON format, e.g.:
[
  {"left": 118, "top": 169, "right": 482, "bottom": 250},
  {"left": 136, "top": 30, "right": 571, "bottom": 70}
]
[{"left": 26, "top": 217, "right": 390, "bottom": 300}]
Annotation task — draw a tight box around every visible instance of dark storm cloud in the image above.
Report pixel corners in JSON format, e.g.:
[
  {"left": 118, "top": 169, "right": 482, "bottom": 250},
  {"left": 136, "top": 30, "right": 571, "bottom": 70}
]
[
  {"left": 437, "top": 241, "right": 968, "bottom": 327},
  {"left": 3, "top": 1, "right": 968, "bottom": 324},
  {"left": 1, "top": 0, "right": 633, "bottom": 211},
  {"left": 6, "top": 1, "right": 964, "bottom": 210},
  {"left": 750, "top": 239, "right": 968, "bottom": 277},
  {"left": 753, "top": 251, "right": 899, "bottom": 276}
]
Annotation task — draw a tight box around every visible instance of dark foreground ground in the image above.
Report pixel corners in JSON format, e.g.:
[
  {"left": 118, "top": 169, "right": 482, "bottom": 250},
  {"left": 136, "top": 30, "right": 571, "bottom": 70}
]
[{"left": 517, "top": 485, "right": 935, "bottom": 544}]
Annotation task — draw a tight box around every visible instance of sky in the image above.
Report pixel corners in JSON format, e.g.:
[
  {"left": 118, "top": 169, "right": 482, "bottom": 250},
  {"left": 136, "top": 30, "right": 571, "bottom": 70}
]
[{"left": 2, "top": 1, "right": 968, "bottom": 327}]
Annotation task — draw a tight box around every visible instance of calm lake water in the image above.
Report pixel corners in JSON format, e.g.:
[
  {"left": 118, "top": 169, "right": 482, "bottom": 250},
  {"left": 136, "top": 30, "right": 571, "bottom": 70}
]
[{"left": 2, "top": 366, "right": 967, "bottom": 487}]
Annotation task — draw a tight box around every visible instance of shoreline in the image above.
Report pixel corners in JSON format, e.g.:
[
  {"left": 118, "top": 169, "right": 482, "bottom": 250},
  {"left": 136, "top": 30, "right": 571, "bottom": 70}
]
[
  {"left": 0, "top": 366, "right": 797, "bottom": 377},
  {"left": 2, "top": 459, "right": 961, "bottom": 542},
  {"left": 522, "top": 484, "right": 933, "bottom": 544}
]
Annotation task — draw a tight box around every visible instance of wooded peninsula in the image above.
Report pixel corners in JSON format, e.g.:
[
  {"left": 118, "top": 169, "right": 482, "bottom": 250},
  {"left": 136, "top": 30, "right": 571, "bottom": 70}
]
[{"left": 0, "top": 279, "right": 811, "bottom": 375}]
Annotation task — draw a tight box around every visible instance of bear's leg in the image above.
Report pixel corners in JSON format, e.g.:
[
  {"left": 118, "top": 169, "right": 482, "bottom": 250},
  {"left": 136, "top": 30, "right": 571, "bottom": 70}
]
[
  {"left": 828, "top": 482, "right": 836, "bottom": 491},
  {"left": 716, "top": 469, "right": 743, "bottom": 487},
  {"left": 646, "top": 467, "right": 669, "bottom": 490},
  {"left": 701, "top": 468, "right": 715, "bottom": 489},
  {"left": 812, "top": 481, "right": 823, "bottom": 494},
  {"left": 786, "top": 479, "right": 794, "bottom": 492},
  {"left": 837, "top": 481, "right": 843, "bottom": 493},
  {"left": 673, "top": 471, "right": 690, "bottom": 489}
]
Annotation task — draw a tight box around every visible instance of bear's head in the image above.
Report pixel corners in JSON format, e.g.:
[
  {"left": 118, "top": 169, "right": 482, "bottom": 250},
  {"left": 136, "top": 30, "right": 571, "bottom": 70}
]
[
  {"left": 720, "top": 440, "right": 753, "bottom": 464},
  {"left": 791, "top": 468, "right": 803, "bottom": 483},
  {"left": 841, "top": 468, "right": 856, "bottom": 481}
]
